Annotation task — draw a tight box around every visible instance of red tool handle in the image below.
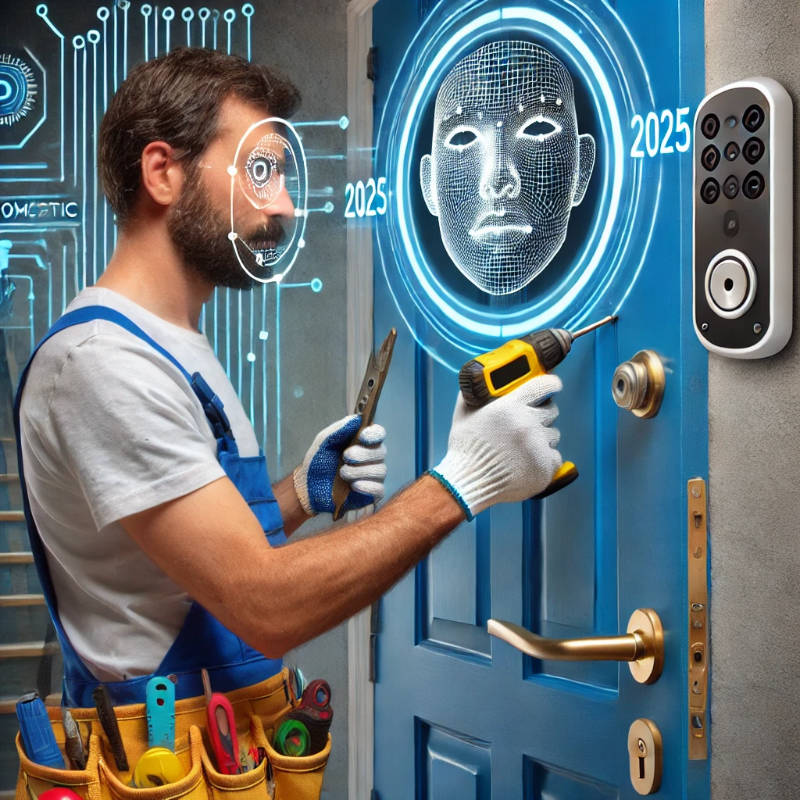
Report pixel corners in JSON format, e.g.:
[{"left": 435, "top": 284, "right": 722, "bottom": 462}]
[{"left": 207, "top": 694, "right": 240, "bottom": 775}]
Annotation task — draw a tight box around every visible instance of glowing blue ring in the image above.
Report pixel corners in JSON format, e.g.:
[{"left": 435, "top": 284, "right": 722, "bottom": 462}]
[
  {"left": 198, "top": 7, "right": 210, "bottom": 21},
  {"left": 72, "top": 35, "right": 85, "bottom": 49},
  {"left": 162, "top": 6, "right": 175, "bottom": 20},
  {"left": 87, "top": 30, "right": 101, "bottom": 44},
  {"left": 0, "top": 65, "right": 27, "bottom": 117},
  {"left": 140, "top": 4, "right": 151, "bottom": 18},
  {"left": 395, "top": 13, "right": 620, "bottom": 333},
  {"left": 36, "top": 5, "right": 48, "bottom": 17},
  {"left": 242, "top": 3, "right": 254, "bottom": 17},
  {"left": 376, "top": 2, "right": 659, "bottom": 367},
  {"left": 224, "top": 9, "right": 236, "bottom": 23},
  {"left": 98, "top": 7, "right": 111, "bottom": 21},
  {"left": 181, "top": 8, "right": 194, "bottom": 21}
]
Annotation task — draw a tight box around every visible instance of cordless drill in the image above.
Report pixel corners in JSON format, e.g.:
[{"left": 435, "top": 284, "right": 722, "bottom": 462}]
[{"left": 458, "top": 316, "right": 617, "bottom": 498}]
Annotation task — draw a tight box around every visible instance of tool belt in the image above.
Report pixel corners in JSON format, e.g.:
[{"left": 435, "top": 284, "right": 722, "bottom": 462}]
[{"left": 15, "top": 667, "right": 331, "bottom": 800}]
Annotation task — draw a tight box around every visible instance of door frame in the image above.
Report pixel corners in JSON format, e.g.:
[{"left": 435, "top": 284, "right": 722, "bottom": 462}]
[{"left": 345, "top": 1, "right": 378, "bottom": 798}]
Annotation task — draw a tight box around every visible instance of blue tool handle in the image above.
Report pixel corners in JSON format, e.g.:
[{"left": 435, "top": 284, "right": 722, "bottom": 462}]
[
  {"left": 146, "top": 676, "right": 175, "bottom": 751},
  {"left": 16, "top": 692, "right": 65, "bottom": 768}
]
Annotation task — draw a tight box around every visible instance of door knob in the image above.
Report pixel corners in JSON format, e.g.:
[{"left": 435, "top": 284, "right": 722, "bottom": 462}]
[
  {"left": 611, "top": 350, "right": 665, "bottom": 418},
  {"left": 488, "top": 608, "right": 664, "bottom": 684}
]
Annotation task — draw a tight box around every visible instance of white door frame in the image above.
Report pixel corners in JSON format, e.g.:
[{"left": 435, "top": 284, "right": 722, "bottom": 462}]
[{"left": 346, "top": 1, "right": 378, "bottom": 798}]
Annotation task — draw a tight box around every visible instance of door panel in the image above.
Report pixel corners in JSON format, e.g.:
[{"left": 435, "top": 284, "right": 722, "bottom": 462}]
[{"left": 371, "top": 1, "right": 708, "bottom": 798}]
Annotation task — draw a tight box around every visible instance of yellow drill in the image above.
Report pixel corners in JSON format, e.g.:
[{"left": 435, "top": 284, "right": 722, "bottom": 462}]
[{"left": 458, "top": 315, "right": 617, "bottom": 498}]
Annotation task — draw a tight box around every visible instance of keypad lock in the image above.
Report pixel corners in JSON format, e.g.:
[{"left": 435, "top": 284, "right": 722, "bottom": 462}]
[{"left": 693, "top": 78, "right": 793, "bottom": 358}]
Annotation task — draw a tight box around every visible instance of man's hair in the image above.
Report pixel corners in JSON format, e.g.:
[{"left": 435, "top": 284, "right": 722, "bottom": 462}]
[{"left": 98, "top": 47, "right": 301, "bottom": 227}]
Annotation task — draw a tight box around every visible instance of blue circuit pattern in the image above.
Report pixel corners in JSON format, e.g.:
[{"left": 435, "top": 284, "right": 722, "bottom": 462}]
[{"left": 0, "top": 2, "right": 343, "bottom": 467}]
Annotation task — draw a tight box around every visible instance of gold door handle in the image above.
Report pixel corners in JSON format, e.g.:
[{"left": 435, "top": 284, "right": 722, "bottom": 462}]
[{"left": 487, "top": 608, "right": 664, "bottom": 684}]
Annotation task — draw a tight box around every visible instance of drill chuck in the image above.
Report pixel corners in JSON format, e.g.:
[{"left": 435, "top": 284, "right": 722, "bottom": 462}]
[{"left": 521, "top": 328, "right": 572, "bottom": 373}]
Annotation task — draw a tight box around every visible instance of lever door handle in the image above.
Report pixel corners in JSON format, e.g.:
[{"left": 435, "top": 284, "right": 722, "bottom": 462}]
[{"left": 488, "top": 608, "right": 664, "bottom": 684}]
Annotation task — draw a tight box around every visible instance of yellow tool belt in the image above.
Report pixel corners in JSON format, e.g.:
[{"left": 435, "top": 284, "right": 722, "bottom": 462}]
[{"left": 15, "top": 667, "right": 331, "bottom": 800}]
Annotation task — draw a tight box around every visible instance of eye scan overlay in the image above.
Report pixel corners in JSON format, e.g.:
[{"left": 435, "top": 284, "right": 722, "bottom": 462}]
[
  {"left": 420, "top": 40, "right": 596, "bottom": 296},
  {"left": 229, "top": 116, "right": 307, "bottom": 283}
]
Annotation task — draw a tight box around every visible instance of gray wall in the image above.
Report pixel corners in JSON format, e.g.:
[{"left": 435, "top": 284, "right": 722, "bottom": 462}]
[{"left": 705, "top": 1, "right": 800, "bottom": 797}]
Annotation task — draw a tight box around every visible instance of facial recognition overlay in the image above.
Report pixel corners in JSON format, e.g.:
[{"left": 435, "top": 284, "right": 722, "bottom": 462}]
[
  {"left": 420, "top": 40, "right": 595, "bottom": 296},
  {"left": 375, "top": 2, "right": 669, "bottom": 372},
  {"left": 229, "top": 116, "right": 308, "bottom": 283}
]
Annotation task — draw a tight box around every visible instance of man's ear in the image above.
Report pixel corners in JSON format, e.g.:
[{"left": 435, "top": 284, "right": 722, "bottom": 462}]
[
  {"left": 140, "top": 141, "right": 184, "bottom": 209},
  {"left": 573, "top": 133, "right": 596, "bottom": 206},
  {"left": 420, "top": 154, "right": 439, "bottom": 216}
]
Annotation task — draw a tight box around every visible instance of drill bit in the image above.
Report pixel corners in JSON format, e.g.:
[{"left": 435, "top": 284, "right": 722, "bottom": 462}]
[{"left": 571, "top": 315, "right": 618, "bottom": 340}]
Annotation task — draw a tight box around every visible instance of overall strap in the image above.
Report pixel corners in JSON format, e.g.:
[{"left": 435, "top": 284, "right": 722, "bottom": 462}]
[{"left": 12, "top": 305, "right": 236, "bottom": 689}]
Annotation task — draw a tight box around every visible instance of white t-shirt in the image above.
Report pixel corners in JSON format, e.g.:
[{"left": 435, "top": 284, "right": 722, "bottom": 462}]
[{"left": 18, "top": 287, "right": 262, "bottom": 682}]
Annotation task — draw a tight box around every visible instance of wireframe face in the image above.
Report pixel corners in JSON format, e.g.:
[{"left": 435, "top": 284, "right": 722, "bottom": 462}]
[{"left": 420, "top": 41, "right": 596, "bottom": 295}]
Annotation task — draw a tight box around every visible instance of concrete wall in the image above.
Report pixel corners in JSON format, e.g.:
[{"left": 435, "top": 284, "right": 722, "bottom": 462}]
[{"left": 705, "top": 1, "right": 800, "bottom": 797}]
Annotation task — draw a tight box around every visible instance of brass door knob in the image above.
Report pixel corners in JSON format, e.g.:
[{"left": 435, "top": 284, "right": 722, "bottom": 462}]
[
  {"left": 611, "top": 350, "right": 665, "bottom": 418},
  {"left": 488, "top": 608, "right": 664, "bottom": 684}
]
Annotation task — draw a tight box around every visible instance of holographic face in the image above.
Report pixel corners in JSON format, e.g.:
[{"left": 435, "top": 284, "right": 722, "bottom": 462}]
[
  {"left": 420, "top": 41, "right": 596, "bottom": 295},
  {"left": 229, "top": 117, "right": 307, "bottom": 283}
]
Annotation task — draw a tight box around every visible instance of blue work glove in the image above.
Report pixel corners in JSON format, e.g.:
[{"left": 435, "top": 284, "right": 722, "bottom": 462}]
[{"left": 293, "top": 414, "right": 387, "bottom": 516}]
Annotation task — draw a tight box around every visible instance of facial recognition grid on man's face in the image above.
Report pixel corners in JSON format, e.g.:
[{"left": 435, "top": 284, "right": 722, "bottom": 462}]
[
  {"left": 230, "top": 118, "right": 305, "bottom": 283},
  {"left": 421, "top": 40, "right": 595, "bottom": 296}
]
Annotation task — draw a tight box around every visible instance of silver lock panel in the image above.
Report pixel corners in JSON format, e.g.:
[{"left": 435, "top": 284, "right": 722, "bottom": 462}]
[{"left": 704, "top": 248, "right": 757, "bottom": 319}]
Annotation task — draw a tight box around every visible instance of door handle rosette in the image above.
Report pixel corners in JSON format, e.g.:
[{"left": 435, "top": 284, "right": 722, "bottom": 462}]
[{"left": 488, "top": 608, "right": 664, "bottom": 684}]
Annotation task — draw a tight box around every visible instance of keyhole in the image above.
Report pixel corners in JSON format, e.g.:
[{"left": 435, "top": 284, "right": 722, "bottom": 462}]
[
  {"left": 724, "top": 278, "right": 734, "bottom": 291},
  {"left": 639, "top": 756, "right": 646, "bottom": 780}
]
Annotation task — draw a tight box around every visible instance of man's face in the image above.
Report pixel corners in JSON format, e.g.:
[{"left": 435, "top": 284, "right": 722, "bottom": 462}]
[
  {"left": 167, "top": 96, "right": 295, "bottom": 290},
  {"left": 420, "top": 41, "right": 595, "bottom": 295}
]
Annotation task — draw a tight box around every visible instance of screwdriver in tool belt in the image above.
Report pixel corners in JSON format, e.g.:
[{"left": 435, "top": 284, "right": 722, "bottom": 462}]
[{"left": 458, "top": 315, "right": 617, "bottom": 498}]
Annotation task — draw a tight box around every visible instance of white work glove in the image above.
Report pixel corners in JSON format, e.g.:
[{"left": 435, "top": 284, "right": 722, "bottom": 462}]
[
  {"left": 293, "top": 414, "right": 387, "bottom": 516},
  {"left": 428, "top": 374, "right": 562, "bottom": 520}
]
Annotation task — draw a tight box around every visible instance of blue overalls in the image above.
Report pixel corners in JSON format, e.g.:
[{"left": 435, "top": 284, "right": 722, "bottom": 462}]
[{"left": 13, "top": 305, "right": 285, "bottom": 708}]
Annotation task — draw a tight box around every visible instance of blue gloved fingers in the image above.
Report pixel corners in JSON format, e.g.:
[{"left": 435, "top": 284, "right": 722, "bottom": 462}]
[
  {"left": 357, "top": 423, "right": 386, "bottom": 446},
  {"left": 321, "top": 414, "right": 362, "bottom": 450},
  {"left": 343, "top": 442, "right": 387, "bottom": 466},
  {"left": 295, "top": 413, "right": 364, "bottom": 516}
]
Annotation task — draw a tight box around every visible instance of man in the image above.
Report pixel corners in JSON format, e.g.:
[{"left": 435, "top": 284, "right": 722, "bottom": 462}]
[
  {"left": 16, "top": 48, "right": 562, "bottom": 709},
  {"left": 420, "top": 40, "right": 596, "bottom": 295}
]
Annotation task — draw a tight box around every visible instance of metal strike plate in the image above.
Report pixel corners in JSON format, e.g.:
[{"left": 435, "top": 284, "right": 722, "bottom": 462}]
[
  {"left": 627, "top": 718, "right": 663, "bottom": 795},
  {"left": 688, "top": 478, "right": 709, "bottom": 759}
]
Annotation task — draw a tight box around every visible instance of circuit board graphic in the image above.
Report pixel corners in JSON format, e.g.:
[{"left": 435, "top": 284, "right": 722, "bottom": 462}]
[{"left": 0, "top": 1, "right": 344, "bottom": 468}]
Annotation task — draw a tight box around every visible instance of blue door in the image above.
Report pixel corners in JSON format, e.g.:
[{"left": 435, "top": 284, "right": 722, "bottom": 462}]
[{"left": 372, "top": 1, "right": 709, "bottom": 798}]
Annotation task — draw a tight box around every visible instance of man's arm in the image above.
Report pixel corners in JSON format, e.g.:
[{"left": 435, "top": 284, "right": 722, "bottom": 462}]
[
  {"left": 121, "top": 472, "right": 463, "bottom": 657},
  {"left": 272, "top": 473, "right": 310, "bottom": 537}
]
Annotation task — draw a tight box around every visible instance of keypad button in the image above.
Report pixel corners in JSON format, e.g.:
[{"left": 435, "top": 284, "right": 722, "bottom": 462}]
[
  {"left": 700, "top": 178, "right": 720, "bottom": 204},
  {"left": 743, "top": 104, "right": 765, "bottom": 133},
  {"left": 743, "top": 171, "right": 765, "bottom": 199},
  {"left": 743, "top": 137, "right": 764, "bottom": 164}
]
